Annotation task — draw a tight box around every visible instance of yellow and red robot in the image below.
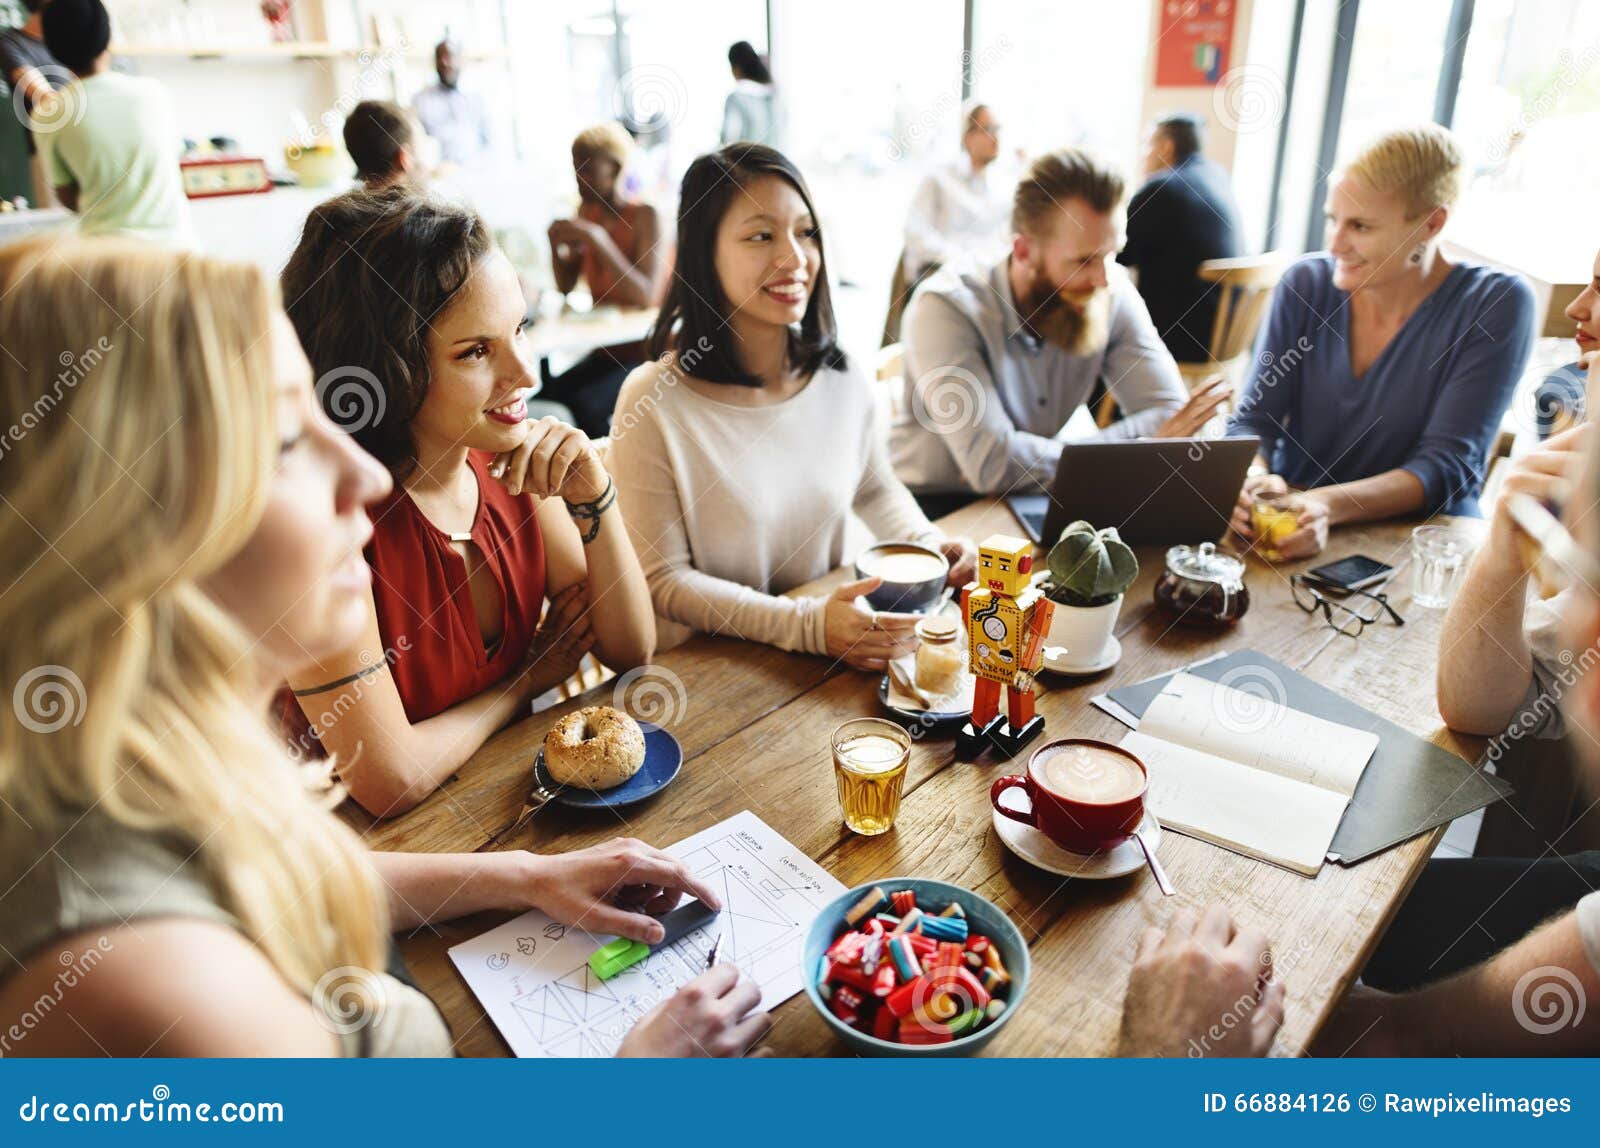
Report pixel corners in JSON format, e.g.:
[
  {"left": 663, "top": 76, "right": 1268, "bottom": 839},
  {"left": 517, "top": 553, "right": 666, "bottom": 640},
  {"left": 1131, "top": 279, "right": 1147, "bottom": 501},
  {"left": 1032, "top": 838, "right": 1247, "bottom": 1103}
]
[{"left": 957, "top": 534, "right": 1054, "bottom": 758}]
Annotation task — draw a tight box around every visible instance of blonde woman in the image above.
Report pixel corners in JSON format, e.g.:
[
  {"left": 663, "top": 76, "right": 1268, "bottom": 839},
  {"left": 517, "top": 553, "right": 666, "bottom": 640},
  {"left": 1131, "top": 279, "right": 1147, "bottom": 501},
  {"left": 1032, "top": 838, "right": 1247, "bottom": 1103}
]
[
  {"left": 1228, "top": 124, "right": 1536, "bottom": 559},
  {"left": 0, "top": 237, "right": 768, "bottom": 1057}
]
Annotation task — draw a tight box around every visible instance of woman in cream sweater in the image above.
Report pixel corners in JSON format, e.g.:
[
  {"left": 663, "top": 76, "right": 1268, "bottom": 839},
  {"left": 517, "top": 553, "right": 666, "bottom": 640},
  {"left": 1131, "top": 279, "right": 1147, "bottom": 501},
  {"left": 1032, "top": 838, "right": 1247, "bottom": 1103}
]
[{"left": 609, "top": 144, "right": 975, "bottom": 669}]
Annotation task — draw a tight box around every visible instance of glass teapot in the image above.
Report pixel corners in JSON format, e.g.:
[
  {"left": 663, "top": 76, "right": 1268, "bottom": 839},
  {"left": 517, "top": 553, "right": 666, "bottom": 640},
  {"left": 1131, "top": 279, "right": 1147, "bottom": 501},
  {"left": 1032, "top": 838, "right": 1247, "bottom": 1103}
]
[{"left": 1153, "top": 541, "right": 1249, "bottom": 626}]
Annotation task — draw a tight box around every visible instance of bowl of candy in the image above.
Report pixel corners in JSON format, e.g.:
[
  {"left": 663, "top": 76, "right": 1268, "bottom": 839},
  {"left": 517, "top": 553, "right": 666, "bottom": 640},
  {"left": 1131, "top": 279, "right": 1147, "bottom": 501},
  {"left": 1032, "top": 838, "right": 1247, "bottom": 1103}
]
[{"left": 802, "top": 877, "right": 1029, "bottom": 1056}]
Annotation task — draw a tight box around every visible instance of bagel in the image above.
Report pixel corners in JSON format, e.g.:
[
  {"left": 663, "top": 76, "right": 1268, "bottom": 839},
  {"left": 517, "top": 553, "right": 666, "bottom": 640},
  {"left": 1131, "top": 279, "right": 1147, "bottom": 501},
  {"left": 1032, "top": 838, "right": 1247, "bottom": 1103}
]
[{"left": 543, "top": 705, "right": 647, "bottom": 790}]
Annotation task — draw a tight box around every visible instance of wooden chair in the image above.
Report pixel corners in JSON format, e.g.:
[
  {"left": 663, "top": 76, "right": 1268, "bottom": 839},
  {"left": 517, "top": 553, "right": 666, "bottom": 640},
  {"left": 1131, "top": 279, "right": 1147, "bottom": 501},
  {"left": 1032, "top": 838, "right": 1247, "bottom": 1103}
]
[
  {"left": 875, "top": 342, "right": 907, "bottom": 423},
  {"left": 1175, "top": 252, "right": 1290, "bottom": 393},
  {"left": 1096, "top": 253, "right": 1287, "bottom": 430}
]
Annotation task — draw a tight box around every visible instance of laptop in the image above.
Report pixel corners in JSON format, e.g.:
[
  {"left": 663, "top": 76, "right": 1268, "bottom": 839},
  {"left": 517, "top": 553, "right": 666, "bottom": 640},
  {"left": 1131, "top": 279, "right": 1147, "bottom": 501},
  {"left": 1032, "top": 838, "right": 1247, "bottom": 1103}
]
[{"left": 1005, "top": 436, "right": 1260, "bottom": 547}]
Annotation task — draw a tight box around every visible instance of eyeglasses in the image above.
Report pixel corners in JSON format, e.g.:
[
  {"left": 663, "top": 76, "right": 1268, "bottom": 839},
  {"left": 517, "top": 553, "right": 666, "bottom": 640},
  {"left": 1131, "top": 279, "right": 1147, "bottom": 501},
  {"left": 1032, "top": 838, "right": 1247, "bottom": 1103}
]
[{"left": 1290, "top": 574, "right": 1405, "bottom": 637}]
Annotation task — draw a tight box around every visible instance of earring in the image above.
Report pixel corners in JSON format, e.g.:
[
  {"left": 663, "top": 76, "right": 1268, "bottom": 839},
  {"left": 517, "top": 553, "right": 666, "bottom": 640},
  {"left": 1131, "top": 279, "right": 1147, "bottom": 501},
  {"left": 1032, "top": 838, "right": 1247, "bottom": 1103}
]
[{"left": 1409, "top": 245, "right": 1425, "bottom": 266}]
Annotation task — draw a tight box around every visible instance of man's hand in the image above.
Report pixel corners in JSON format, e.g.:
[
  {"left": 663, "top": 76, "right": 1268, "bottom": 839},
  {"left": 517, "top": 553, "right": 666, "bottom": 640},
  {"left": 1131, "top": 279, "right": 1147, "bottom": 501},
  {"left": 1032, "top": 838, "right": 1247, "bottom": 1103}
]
[
  {"left": 1268, "top": 495, "right": 1331, "bottom": 561},
  {"left": 1117, "top": 904, "right": 1285, "bottom": 1057},
  {"left": 1490, "top": 421, "right": 1591, "bottom": 567},
  {"left": 1155, "top": 376, "right": 1232, "bottom": 439}
]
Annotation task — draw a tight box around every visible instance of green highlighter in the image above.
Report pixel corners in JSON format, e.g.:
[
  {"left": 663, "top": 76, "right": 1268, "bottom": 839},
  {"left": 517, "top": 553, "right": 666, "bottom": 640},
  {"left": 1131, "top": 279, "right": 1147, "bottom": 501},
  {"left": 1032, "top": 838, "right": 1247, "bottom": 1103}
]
[{"left": 588, "top": 898, "right": 720, "bottom": 980}]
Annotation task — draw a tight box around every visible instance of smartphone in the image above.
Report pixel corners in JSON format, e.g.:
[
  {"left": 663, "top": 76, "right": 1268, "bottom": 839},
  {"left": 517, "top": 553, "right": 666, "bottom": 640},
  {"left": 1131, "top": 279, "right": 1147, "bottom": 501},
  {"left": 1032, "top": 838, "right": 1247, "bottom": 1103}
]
[{"left": 1304, "top": 554, "right": 1394, "bottom": 592}]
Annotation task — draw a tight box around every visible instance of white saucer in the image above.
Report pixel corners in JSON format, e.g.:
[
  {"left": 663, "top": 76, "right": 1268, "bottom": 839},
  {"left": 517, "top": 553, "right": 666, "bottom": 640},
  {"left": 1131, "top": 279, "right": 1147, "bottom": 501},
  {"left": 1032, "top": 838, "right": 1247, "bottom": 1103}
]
[
  {"left": 991, "top": 804, "right": 1162, "bottom": 880},
  {"left": 1041, "top": 635, "right": 1121, "bottom": 676}
]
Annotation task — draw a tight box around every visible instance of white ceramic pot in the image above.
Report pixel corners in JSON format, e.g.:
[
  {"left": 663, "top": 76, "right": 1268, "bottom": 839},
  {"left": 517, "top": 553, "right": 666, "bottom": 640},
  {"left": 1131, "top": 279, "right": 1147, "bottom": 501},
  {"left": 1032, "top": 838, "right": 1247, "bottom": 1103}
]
[{"left": 1044, "top": 595, "right": 1122, "bottom": 668}]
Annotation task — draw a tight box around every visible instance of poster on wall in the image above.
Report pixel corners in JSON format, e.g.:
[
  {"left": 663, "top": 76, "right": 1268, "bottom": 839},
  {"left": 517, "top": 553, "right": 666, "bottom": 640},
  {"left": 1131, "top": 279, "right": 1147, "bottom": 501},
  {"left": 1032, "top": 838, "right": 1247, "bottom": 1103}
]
[{"left": 1154, "top": 0, "right": 1237, "bottom": 87}]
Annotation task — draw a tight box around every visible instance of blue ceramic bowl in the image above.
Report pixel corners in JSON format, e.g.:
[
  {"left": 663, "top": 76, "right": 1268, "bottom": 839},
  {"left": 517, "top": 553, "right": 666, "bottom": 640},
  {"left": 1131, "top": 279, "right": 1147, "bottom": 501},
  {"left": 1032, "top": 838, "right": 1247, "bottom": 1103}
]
[
  {"left": 801, "top": 877, "right": 1030, "bottom": 1056},
  {"left": 855, "top": 542, "right": 949, "bottom": 613}
]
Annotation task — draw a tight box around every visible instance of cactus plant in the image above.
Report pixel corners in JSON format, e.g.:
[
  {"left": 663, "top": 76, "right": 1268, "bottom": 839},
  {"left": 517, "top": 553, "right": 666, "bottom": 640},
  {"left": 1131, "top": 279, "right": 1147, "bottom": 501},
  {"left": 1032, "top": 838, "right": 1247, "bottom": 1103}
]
[{"left": 1046, "top": 520, "right": 1139, "bottom": 607}]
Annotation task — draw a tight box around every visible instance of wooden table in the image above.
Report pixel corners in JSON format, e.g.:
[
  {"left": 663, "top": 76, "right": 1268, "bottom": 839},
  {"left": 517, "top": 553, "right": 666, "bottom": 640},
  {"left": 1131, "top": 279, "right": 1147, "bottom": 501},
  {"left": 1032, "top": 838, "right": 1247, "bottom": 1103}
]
[{"left": 361, "top": 502, "right": 1487, "bottom": 1057}]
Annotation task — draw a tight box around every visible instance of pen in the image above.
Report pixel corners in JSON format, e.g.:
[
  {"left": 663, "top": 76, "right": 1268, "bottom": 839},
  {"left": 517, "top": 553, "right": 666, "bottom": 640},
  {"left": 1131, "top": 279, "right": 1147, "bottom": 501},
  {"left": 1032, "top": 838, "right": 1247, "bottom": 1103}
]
[{"left": 704, "top": 932, "right": 723, "bottom": 970}]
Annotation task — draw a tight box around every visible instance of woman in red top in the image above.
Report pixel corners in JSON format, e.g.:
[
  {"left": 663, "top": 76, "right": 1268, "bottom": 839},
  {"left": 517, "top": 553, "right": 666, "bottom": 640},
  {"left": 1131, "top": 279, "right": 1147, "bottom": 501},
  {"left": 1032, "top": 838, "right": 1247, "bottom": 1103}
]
[{"left": 279, "top": 188, "right": 655, "bottom": 816}]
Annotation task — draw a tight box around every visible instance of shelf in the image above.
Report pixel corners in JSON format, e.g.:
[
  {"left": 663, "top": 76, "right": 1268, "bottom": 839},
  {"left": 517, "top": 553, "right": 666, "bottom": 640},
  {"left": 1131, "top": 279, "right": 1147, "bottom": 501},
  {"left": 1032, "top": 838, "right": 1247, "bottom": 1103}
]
[{"left": 115, "top": 41, "right": 508, "bottom": 63}]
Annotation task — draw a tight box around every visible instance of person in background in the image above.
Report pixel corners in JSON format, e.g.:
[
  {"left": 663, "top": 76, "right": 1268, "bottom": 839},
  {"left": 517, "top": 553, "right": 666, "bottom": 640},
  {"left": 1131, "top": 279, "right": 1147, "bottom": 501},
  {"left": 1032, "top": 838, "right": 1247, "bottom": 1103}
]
[
  {"left": 280, "top": 189, "right": 656, "bottom": 817},
  {"left": 721, "top": 40, "right": 778, "bottom": 147},
  {"left": 412, "top": 38, "right": 493, "bottom": 168},
  {"left": 609, "top": 144, "right": 976, "bottom": 666},
  {"left": 889, "top": 148, "right": 1226, "bottom": 516},
  {"left": 0, "top": 0, "right": 64, "bottom": 207},
  {"left": 1228, "top": 125, "right": 1535, "bottom": 560},
  {"left": 343, "top": 100, "right": 422, "bottom": 191},
  {"left": 1118, "top": 113, "right": 1243, "bottom": 364},
  {"left": 902, "top": 101, "right": 1014, "bottom": 283},
  {"left": 545, "top": 121, "right": 668, "bottom": 436},
  {"left": 0, "top": 236, "right": 770, "bottom": 1059},
  {"left": 37, "top": 0, "right": 191, "bottom": 246},
  {"left": 1527, "top": 263, "right": 1599, "bottom": 439}
]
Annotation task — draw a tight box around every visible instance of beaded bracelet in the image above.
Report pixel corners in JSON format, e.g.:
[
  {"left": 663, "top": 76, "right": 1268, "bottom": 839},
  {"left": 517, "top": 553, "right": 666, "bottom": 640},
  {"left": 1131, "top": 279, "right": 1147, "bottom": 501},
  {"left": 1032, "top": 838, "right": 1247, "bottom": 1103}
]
[{"left": 565, "top": 476, "right": 616, "bottom": 543}]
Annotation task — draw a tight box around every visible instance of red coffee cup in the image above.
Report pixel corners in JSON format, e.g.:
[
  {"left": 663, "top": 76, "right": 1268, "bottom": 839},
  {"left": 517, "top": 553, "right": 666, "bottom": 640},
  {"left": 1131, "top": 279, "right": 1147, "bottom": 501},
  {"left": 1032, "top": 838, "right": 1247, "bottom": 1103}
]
[{"left": 990, "top": 738, "right": 1148, "bottom": 854}]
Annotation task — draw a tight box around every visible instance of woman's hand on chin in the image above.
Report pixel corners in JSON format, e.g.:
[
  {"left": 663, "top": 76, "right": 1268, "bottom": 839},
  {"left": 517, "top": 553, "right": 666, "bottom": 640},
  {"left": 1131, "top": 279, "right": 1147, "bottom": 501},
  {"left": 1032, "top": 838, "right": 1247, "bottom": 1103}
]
[{"left": 492, "top": 416, "right": 610, "bottom": 502}]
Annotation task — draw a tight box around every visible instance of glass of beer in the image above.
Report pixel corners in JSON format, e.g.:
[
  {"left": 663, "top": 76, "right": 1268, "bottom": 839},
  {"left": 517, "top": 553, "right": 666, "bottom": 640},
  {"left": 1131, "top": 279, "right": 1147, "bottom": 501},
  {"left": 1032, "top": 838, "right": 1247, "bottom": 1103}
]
[
  {"left": 831, "top": 718, "right": 911, "bottom": 836},
  {"left": 1251, "top": 492, "right": 1304, "bottom": 562}
]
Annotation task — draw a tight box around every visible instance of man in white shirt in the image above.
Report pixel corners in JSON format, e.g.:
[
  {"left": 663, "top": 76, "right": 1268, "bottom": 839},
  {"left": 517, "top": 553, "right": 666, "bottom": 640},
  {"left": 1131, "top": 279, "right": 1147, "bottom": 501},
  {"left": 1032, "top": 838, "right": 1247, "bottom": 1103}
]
[
  {"left": 902, "top": 102, "right": 1012, "bottom": 281},
  {"left": 412, "top": 39, "right": 493, "bottom": 168},
  {"left": 889, "top": 148, "right": 1228, "bottom": 510}
]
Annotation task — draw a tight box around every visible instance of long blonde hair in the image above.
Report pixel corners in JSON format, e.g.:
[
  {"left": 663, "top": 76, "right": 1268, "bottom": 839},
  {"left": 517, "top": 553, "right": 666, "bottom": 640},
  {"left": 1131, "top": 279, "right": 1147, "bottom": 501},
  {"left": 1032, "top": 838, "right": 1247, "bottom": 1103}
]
[{"left": 0, "top": 237, "right": 387, "bottom": 992}]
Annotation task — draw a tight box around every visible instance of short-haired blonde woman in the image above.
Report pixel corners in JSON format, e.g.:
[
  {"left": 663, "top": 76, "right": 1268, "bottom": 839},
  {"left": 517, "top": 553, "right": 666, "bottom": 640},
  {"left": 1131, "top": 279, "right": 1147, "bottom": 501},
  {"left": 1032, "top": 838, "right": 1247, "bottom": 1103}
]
[
  {"left": 1229, "top": 124, "right": 1537, "bottom": 559},
  {"left": 545, "top": 120, "right": 669, "bottom": 435},
  {"left": 0, "top": 237, "right": 768, "bottom": 1057}
]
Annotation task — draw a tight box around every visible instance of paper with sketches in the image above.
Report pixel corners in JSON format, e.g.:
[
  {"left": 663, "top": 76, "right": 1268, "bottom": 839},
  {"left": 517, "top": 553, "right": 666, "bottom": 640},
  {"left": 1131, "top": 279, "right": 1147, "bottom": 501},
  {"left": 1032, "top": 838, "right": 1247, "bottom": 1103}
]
[{"left": 448, "top": 810, "right": 846, "bottom": 1057}]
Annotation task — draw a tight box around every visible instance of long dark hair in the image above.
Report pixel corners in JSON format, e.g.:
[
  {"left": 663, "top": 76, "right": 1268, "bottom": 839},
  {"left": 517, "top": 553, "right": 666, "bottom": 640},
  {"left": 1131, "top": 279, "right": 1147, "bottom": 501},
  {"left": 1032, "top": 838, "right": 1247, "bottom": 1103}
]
[
  {"left": 280, "top": 187, "right": 493, "bottom": 483},
  {"left": 728, "top": 41, "right": 771, "bottom": 85},
  {"left": 648, "top": 144, "right": 844, "bottom": 387}
]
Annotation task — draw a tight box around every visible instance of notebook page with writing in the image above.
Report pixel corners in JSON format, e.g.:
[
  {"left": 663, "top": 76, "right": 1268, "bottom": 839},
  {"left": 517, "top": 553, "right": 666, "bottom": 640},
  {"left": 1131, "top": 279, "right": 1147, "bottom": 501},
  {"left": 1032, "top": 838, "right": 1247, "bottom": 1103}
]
[
  {"left": 1138, "top": 673, "right": 1377, "bottom": 796},
  {"left": 1118, "top": 731, "right": 1349, "bottom": 875}
]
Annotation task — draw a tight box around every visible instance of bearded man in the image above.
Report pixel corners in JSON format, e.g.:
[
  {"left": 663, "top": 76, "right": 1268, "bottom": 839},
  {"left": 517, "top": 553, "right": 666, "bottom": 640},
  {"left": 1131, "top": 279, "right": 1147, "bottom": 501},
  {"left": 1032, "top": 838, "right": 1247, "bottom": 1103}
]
[{"left": 890, "top": 148, "right": 1228, "bottom": 514}]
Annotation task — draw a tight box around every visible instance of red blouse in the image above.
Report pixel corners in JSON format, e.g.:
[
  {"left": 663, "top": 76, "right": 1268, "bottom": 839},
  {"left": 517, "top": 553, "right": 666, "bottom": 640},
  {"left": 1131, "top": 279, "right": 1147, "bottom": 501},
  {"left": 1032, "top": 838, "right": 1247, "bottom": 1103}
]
[{"left": 283, "top": 451, "right": 547, "bottom": 749}]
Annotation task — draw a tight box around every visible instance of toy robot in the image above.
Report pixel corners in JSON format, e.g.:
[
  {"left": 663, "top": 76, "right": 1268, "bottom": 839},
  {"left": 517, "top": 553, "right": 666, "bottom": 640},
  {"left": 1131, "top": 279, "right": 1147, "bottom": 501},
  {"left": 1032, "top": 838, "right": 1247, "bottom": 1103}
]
[{"left": 957, "top": 534, "right": 1054, "bottom": 759}]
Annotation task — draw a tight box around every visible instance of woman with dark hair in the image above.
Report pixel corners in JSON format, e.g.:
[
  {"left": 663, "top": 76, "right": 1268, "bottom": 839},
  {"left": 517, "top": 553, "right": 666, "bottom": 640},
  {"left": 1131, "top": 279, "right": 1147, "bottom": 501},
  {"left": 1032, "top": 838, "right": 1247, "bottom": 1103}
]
[
  {"left": 721, "top": 41, "right": 779, "bottom": 147},
  {"left": 278, "top": 187, "right": 656, "bottom": 816},
  {"left": 609, "top": 145, "right": 975, "bottom": 667}
]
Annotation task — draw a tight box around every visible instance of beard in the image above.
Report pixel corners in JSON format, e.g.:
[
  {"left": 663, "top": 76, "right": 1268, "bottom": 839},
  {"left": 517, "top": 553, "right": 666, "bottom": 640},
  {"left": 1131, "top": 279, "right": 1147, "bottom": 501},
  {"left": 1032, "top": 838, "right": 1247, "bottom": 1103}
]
[{"left": 1018, "top": 270, "right": 1110, "bottom": 356}]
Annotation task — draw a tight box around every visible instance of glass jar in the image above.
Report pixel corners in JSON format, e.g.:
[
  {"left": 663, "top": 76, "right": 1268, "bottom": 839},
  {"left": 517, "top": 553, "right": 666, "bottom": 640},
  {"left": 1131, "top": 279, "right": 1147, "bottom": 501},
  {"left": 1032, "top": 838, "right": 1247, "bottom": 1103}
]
[
  {"left": 913, "top": 615, "right": 967, "bottom": 696},
  {"left": 1153, "top": 541, "right": 1249, "bottom": 626}
]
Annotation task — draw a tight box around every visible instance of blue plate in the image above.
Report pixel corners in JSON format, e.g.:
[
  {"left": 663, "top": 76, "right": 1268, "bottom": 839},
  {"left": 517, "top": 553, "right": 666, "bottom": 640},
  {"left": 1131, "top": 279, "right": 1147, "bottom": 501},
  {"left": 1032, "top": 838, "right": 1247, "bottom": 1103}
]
[{"left": 532, "top": 722, "right": 682, "bottom": 809}]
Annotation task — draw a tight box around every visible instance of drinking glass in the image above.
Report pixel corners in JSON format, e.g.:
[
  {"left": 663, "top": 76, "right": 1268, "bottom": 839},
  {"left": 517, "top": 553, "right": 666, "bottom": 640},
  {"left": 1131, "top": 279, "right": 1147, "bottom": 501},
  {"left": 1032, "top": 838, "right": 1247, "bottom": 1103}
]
[
  {"left": 831, "top": 718, "right": 910, "bottom": 836},
  {"left": 1411, "top": 525, "right": 1473, "bottom": 609}
]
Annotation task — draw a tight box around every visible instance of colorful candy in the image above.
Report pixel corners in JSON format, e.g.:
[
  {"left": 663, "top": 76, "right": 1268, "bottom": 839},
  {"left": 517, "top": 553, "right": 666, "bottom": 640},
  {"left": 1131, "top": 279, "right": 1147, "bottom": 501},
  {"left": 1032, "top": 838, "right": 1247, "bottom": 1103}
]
[
  {"left": 817, "top": 892, "right": 1015, "bottom": 1047},
  {"left": 845, "top": 886, "right": 889, "bottom": 927},
  {"left": 887, "top": 934, "right": 922, "bottom": 980},
  {"left": 918, "top": 914, "right": 968, "bottom": 942},
  {"left": 891, "top": 907, "right": 925, "bottom": 936}
]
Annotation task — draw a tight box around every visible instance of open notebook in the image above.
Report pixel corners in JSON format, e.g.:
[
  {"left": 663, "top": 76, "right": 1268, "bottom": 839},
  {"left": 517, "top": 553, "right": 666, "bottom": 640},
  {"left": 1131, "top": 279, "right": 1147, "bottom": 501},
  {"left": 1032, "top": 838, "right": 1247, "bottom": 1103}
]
[{"left": 1120, "top": 672, "right": 1379, "bottom": 876}]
